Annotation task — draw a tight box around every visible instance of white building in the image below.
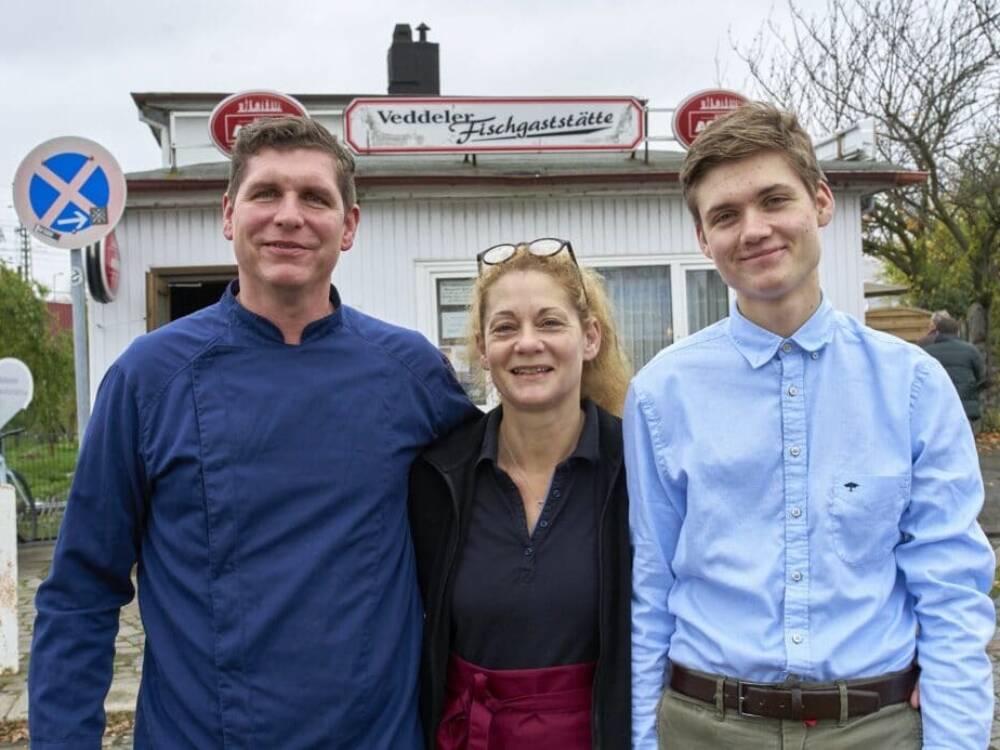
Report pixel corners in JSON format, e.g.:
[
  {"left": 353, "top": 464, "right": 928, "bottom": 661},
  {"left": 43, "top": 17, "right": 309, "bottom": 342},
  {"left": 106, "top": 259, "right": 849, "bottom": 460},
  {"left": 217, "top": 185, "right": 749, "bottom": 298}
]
[{"left": 88, "top": 31, "right": 919, "bottom": 402}]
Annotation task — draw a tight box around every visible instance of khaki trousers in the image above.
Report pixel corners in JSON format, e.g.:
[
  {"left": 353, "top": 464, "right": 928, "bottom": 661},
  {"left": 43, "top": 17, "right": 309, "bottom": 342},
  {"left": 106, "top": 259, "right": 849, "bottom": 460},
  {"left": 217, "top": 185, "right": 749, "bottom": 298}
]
[{"left": 657, "top": 685, "right": 922, "bottom": 749}]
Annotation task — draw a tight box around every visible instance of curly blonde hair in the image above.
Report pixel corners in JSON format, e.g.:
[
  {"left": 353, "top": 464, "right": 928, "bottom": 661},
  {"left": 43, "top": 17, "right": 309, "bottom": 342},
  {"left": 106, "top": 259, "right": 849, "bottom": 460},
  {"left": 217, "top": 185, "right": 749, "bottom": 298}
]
[{"left": 466, "top": 247, "right": 632, "bottom": 416}]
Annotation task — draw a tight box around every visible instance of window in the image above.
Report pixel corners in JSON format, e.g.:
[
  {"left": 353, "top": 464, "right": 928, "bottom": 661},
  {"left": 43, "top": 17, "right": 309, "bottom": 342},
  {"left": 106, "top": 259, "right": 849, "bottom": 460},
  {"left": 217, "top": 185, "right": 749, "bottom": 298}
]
[
  {"left": 598, "top": 265, "right": 673, "bottom": 368},
  {"left": 685, "top": 268, "right": 729, "bottom": 335},
  {"left": 435, "top": 277, "right": 488, "bottom": 404},
  {"left": 592, "top": 259, "right": 728, "bottom": 369}
]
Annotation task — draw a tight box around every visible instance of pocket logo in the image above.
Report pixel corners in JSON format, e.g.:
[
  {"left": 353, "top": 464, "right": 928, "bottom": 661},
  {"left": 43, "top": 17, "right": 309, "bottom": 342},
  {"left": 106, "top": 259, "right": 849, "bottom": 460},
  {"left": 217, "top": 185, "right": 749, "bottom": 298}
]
[{"left": 843, "top": 482, "right": 859, "bottom": 492}]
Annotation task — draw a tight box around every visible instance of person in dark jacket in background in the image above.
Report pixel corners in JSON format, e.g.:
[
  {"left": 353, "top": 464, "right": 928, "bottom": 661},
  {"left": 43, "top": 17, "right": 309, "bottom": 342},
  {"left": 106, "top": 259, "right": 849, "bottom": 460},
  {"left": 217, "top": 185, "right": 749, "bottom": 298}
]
[
  {"left": 923, "top": 310, "right": 988, "bottom": 426},
  {"left": 409, "top": 239, "right": 633, "bottom": 749}
]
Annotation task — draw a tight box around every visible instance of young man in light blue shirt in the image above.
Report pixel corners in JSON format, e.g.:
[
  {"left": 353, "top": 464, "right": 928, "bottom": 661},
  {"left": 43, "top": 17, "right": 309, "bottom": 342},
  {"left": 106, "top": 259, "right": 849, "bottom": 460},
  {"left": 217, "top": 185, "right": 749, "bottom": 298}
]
[{"left": 625, "top": 102, "right": 995, "bottom": 749}]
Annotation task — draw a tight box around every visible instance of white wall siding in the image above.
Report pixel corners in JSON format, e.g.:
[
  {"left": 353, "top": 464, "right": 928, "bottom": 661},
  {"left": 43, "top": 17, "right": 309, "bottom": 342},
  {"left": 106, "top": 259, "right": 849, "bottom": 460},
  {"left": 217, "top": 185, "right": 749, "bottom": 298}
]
[
  {"left": 336, "top": 193, "right": 697, "bottom": 327},
  {"left": 817, "top": 192, "right": 865, "bottom": 321},
  {"left": 88, "top": 189, "right": 866, "bottom": 402},
  {"left": 170, "top": 111, "right": 345, "bottom": 167}
]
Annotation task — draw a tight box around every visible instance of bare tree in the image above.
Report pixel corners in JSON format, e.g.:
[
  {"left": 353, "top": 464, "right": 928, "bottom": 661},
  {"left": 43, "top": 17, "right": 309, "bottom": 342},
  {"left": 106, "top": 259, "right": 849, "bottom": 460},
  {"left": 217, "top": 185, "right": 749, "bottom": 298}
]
[{"left": 734, "top": 0, "right": 1000, "bottom": 336}]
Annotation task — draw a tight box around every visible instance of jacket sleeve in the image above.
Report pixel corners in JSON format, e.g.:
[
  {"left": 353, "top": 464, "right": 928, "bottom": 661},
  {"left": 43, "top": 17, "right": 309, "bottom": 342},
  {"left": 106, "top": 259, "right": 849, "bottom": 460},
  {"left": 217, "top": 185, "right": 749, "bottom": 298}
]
[
  {"left": 624, "top": 384, "right": 684, "bottom": 750},
  {"left": 895, "top": 358, "right": 995, "bottom": 750},
  {"left": 407, "top": 339, "right": 479, "bottom": 441},
  {"left": 29, "top": 364, "right": 147, "bottom": 750}
]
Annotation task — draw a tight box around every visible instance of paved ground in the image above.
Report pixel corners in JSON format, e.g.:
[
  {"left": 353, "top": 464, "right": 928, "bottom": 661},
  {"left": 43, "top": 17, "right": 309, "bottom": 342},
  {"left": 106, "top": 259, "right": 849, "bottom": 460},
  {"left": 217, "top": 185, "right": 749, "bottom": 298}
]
[
  {"left": 3, "top": 447, "right": 1000, "bottom": 747},
  {"left": 0, "top": 543, "right": 139, "bottom": 747}
]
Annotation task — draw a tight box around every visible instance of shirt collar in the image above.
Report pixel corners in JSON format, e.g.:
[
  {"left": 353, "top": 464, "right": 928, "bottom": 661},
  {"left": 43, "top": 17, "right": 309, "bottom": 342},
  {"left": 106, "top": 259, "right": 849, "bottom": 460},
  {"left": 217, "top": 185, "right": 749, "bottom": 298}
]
[
  {"left": 727, "top": 296, "right": 836, "bottom": 369},
  {"left": 222, "top": 280, "right": 344, "bottom": 344},
  {"left": 477, "top": 399, "right": 601, "bottom": 467}
]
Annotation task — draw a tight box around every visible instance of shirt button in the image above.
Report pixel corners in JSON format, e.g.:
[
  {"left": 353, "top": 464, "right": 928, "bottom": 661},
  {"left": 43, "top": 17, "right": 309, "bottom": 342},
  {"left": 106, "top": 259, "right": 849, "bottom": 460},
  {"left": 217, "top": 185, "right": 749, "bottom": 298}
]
[
  {"left": 792, "top": 633, "right": 804, "bottom": 645},
  {"left": 524, "top": 546, "right": 534, "bottom": 556},
  {"left": 789, "top": 446, "right": 801, "bottom": 457},
  {"left": 782, "top": 343, "right": 792, "bottom": 353},
  {"left": 551, "top": 489, "right": 561, "bottom": 498},
  {"left": 791, "top": 570, "right": 803, "bottom": 582},
  {"left": 811, "top": 352, "right": 819, "bottom": 360},
  {"left": 787, "top": 385, "right": 798, "bottom": 397},
  {"left": 539, "top": 520, "right": 549, "bottom": 528},
  {"left": 790, "top": 506, "right": 802, "bottom": 518}
]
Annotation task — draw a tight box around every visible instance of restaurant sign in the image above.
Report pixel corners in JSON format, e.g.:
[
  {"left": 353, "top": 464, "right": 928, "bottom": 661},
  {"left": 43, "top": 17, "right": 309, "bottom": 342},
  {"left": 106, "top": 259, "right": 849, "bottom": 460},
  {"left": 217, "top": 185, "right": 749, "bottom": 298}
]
[{"left": 343, "top": 97, "right": 645, "bottom": 154}]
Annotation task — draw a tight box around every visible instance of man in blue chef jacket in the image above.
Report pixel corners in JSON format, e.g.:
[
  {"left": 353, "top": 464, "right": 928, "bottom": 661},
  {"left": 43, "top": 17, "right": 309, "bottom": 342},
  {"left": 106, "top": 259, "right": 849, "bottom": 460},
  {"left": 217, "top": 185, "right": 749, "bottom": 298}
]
[{"left": 29, "top": 117, "right": 476, "bottom": 749}]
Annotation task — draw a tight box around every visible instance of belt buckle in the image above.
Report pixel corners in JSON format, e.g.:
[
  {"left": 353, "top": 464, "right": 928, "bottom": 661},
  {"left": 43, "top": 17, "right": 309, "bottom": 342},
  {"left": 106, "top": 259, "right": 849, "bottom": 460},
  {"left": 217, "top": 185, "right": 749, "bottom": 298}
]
[{"left": 735, "top": 679, "right": 768, "bottom": 719}]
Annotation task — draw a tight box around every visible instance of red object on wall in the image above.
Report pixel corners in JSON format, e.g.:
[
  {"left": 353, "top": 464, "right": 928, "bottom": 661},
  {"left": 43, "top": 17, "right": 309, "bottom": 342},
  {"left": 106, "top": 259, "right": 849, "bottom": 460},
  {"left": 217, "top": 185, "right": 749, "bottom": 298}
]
[
  {"left": 209, "top": 91, "right": 308, "bottom": 156},
  {"left": 672, "top": 89, "right": 750, "bottom": 148}
]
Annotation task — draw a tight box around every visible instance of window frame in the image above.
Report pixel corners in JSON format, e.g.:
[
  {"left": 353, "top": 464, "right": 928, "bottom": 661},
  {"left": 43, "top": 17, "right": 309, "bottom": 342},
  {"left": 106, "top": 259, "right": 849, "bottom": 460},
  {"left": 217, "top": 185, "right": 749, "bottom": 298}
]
[{"left": 585, "top": 253, "right": 732, "bottom": 341}]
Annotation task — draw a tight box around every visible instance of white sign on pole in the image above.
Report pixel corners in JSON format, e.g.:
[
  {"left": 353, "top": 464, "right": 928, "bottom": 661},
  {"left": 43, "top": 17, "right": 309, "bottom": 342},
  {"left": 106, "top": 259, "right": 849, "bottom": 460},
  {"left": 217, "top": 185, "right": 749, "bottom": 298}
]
[
  {"left": 0, "top": 359, "right": 33, "bottom": 430},
  {"left": 344, "top": 97, "right": 645, "bottom": 154},
  {"left": 12, "top": 136, "right": 127, "bottom": 250}
]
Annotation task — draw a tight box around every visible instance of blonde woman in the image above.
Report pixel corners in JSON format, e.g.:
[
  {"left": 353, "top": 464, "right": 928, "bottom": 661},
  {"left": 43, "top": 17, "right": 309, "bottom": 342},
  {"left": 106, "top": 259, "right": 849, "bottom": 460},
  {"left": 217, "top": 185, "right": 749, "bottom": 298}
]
[{"left": 409, "top": 239, "right": 632, "bottom": 749}]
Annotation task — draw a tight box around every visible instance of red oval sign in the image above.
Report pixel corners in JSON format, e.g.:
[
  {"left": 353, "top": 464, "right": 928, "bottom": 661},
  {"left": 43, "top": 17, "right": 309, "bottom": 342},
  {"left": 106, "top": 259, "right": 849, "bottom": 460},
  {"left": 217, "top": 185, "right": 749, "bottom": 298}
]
[
  {"left": 209, "top": 90, "right": 308, "bottom": 156},
  {"left": 672, "top": 89, "right": 750, "bottom": 148},
  {"left": 103, "top": 230, "right": 120, "bottom": 300},
  {"left": 86, "top": 230, "right": 120, "bottom": 304}
]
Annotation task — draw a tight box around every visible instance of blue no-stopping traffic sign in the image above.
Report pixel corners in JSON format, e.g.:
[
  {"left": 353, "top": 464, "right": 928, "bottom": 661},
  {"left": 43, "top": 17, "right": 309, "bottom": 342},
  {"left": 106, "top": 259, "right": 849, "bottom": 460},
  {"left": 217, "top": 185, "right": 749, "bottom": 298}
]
[{"left": 13, "top": 136, "right": 126, "bottom": 250}]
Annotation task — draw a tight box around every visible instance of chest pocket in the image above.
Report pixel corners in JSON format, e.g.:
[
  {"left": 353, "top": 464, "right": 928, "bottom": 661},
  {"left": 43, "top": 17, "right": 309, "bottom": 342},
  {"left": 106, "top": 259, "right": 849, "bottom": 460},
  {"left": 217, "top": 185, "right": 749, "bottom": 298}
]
[{"left": 827, "top": 475, "right": 909, "bottom": 566}]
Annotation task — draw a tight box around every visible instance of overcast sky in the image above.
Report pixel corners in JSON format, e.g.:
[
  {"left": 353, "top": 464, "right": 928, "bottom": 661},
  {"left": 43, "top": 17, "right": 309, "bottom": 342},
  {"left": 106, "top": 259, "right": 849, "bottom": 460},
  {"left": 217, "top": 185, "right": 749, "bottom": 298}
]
[{"left": 1, "top": 0, "right": 828, "bottom": 296}]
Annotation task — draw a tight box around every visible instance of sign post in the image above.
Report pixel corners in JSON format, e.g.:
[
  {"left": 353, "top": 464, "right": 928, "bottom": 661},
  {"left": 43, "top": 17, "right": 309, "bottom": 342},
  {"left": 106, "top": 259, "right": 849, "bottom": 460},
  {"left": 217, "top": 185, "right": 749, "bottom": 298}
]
[
  {"left": 0, "top": 358, "right": 33, "bottom": 674},
  {"left": 12, "top": 137, "right": 127, "bottom": 444}
]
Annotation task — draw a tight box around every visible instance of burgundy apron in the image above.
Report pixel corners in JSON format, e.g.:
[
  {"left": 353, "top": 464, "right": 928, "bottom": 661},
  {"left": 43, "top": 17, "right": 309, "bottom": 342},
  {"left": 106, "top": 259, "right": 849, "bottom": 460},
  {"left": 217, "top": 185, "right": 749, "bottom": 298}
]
[{"left": 436, "top": 653, "right": 596, "bottom": 750}]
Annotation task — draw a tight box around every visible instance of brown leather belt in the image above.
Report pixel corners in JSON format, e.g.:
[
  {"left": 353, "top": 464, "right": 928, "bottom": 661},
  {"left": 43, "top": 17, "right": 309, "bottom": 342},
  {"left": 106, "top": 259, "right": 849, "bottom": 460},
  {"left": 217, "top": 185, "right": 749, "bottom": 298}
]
[{"left": 670, "top": 662, "right": 918, "bottom": 720}]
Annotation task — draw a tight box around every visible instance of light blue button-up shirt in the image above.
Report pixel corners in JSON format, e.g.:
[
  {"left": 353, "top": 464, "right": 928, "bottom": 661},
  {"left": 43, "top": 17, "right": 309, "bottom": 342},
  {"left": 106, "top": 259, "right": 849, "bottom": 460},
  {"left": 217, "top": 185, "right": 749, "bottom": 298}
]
[{"left": 625, "top": 297, "right": 995, "bottom": 750}]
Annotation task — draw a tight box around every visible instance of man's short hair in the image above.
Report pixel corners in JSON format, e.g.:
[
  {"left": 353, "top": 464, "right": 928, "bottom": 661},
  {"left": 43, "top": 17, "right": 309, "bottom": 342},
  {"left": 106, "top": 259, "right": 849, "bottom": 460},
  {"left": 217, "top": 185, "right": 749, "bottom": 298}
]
[
  {"left": 931, "top": 310, "right": 961, "bottom": 335},
  {"left": 227, "top": 116, "right": 357, "bottom": 209},
  {"left": 680, "top": 102, "right": 825, "bottom": 225}
]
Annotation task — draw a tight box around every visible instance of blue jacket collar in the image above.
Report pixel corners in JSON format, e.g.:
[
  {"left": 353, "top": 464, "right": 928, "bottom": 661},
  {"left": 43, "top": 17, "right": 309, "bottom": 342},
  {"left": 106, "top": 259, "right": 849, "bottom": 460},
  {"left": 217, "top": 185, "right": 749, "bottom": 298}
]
[{"left": 221, "top": 280, "right": 344, "bottom": 344}]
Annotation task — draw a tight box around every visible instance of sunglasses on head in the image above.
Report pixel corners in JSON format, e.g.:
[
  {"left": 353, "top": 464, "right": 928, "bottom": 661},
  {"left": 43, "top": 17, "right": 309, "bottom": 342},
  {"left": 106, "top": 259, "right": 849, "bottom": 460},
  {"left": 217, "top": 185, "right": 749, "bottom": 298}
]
[{"left": 476, "top": 238, "right": 589, "bottom": 303}]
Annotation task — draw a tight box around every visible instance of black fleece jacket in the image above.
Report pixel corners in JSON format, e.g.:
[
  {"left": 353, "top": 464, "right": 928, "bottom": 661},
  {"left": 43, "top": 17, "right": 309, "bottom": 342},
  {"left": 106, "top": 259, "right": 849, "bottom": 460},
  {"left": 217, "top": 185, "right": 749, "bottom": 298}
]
[{"left": 408, "top": 403, "right": 631, "bottom": 749}]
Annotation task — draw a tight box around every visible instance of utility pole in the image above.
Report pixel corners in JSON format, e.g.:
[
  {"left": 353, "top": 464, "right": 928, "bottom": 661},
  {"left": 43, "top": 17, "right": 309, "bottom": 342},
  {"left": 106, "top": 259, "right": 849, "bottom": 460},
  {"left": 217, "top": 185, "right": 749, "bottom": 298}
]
[{"left": 14, "top": 225, "right": 31, "bottom": 282}]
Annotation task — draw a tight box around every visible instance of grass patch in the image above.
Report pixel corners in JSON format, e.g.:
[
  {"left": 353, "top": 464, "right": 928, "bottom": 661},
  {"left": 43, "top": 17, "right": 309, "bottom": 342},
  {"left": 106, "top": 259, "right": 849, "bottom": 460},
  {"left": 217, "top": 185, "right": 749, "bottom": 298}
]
[
  {"left": 4, "top": 435, "right": 76, "bottom": 541},
  {"left": 5, "top": 436, "right": 76, "bottom": 502}
]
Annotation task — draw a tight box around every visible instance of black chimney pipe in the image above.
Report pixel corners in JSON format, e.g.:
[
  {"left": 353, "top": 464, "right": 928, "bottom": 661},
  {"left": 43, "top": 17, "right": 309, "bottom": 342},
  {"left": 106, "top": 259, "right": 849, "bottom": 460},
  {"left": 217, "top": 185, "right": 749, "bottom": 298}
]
[{"left": 387, "top": 22, "right": 440, "bottom": 95}]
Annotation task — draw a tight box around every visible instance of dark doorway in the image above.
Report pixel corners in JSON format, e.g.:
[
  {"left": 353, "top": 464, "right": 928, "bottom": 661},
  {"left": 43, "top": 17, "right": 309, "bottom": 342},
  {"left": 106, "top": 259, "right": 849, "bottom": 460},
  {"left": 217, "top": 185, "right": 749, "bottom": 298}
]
[
  {"left": 169, "top": 281, "right": 231, "bottom": 321},
  {"left": 146, "top": 266, "right": 238, "bottom": 331}
]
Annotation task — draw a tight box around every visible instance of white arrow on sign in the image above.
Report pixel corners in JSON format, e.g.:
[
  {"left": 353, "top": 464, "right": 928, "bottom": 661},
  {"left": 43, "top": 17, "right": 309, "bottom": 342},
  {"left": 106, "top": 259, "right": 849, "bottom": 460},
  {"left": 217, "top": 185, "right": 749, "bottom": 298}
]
[{"left": 55, "top": 209, "right": 87, "bottom": 232}]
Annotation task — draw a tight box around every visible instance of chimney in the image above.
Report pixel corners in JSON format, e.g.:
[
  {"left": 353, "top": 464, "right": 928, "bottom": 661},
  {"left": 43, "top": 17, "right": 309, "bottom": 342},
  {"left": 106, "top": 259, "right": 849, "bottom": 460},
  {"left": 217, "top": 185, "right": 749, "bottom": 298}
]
[{"left": 387, "top": 22, "right": 440, "bottom": 95}]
